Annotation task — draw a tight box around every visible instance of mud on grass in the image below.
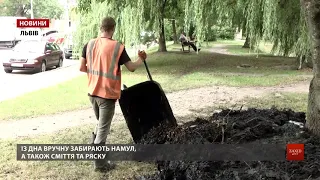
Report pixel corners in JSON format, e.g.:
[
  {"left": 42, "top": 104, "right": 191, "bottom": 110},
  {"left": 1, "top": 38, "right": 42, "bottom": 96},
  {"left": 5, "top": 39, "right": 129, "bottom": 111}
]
[{"left": 134, "top": 108, "right": 320, "bottom": 180}]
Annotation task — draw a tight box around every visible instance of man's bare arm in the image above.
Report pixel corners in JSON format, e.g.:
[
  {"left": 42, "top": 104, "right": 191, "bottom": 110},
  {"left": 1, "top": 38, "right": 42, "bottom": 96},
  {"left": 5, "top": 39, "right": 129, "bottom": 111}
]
[
  {"left": 124, "top": 56, "right": 144, "bottom": 72},
  {"left": 79, "top": 57, "right": 87, "bottom": 72}
]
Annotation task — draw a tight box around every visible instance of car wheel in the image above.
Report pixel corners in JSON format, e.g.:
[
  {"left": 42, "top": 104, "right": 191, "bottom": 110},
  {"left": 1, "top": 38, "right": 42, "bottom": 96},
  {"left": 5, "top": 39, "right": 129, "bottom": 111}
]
[
  {"left": 40, "top": 61, "right": 46, "bottom": 72},
  {"left": 4, "top": 69, "right": 12, "bottom": 73},
  {"left": 57, "top": 58, "right": 63, "bottom": 68},
  {"left": 65, "top": 55, "right": 71, "bottom": 59}
]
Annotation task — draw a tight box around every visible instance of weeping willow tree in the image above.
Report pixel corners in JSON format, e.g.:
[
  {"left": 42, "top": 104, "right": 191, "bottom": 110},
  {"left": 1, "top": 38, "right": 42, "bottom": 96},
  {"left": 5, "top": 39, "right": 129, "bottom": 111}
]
[
  {"left": 234, "top": 0, "right": 320, "bottom": 134},
  {"left": 263, "top": 0, "right": 312, "bottom": 69},
  {"left": 75, "top": 0, "right": 180, "bottom": 53},
  {"left": 235, "top": 0, "right": 312, "bottom": 67},
  {"left": 293, "top": 2, "right": 312, "bottom": 69},
  {"left": 145, "top": 0, "right": 168, "bottom": 51},
  {"left": 301, "top": 0, "right": 320, "bottom": 135},
  {"left": 163, "top": 0, "right": 185, "bottom": 44},
  {"left": 73, "top": 0, "right": 145, "bottom": 54},
  {"left": 183, "top": 0, "right": 223, "bottom": 49},
  {"left": 230, "top": 0, "right": 250, "bottom": 48},
  {"left": 75, "top": 0, "right": 228, "bottom": 53}
]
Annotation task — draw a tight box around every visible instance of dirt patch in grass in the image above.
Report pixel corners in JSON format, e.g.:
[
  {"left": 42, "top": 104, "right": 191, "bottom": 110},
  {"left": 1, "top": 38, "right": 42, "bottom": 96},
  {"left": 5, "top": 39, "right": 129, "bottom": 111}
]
[{"left": 135, "top": 108, "right": 319, "bottom": 180}]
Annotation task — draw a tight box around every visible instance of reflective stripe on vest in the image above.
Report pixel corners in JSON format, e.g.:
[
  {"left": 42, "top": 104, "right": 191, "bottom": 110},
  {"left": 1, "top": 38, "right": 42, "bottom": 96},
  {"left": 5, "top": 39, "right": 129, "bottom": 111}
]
[{"left": 87, "top": 40, "right": 121, "bottom": 80}]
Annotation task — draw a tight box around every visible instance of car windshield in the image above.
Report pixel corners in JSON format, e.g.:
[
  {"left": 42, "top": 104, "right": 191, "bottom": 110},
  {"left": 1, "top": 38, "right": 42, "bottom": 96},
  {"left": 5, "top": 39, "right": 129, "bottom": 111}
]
[{"left": 13, "top": 41, "right": 44, "bottom": 53}]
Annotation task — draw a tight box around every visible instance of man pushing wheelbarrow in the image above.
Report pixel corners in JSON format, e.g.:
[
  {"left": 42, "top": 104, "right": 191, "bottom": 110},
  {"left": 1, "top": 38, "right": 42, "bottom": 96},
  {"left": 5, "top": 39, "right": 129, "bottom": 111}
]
[
  {"left": 80, "top": 16, "right": 177, "bottom": 173},
  {"left": 79, "top": 16, "right": 147, "bottom": 172}
]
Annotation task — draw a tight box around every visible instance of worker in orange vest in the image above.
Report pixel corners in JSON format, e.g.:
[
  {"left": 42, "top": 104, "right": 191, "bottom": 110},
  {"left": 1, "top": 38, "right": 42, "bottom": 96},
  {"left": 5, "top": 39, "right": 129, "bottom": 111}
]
[{"left": 79, "top": 16, "right": 147, "bottom": 172}]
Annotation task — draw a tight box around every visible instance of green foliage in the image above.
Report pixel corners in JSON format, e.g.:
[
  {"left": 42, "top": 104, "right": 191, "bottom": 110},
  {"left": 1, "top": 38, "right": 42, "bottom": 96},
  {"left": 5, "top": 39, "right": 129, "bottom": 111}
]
[
  {"left": 245, "top": 0, "right": 264, "bottom": 50},
  {"left": 140, "top": 32, "right": 156, "bottom": 45},
  {"left": 293, "top": 9, "right": 312, "bottom": 61},
  {"left": 164, "top": 19, "right": 174, "bottom": 41},
  {"left": 164, "top": 0, "right": 181, "bottom": 18},
  {"left": 0, "top": 0, "right": 29, "bottom": 17},
  {"left": 75, "top": 0, "right": 184, "bottom": 52},
  {"left": 74, "top": 0, "right": 311, "bottom": 59},
  {"left": 33, "top": 0, "right": 64, "bottom": 19},
  {"left": 263, "top": 0, "right": 305, "bottom": 56},
  {"left": 236, "top": 0, "right": 310, "bottom": 59},
  {"left": 77, "top": 0, "right": 91, "bottom": 13},
  {"left": 208, "top": 25, "right": 235, "bottom": 41},
  {"left": 224, "top": 0, "right": 310, "bottom": 60},
  {"left": 184, "top": 0, "right": 225, "bottom": 47},
  {"left": 73, "top": 0, "right": 145, "bottom": 54},
  {"left": 231, "top": 0, "right": 246, "bottom": 30},
  {"left": 0, "top": 0, "right": 63, "bottom": 19}
]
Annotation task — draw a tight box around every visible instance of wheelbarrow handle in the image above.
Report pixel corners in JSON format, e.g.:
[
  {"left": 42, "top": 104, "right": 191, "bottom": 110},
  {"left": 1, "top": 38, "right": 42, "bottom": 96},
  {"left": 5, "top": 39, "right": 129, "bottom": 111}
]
[{"left": 143, "top": 60, "right": 153, "bottom": 81}]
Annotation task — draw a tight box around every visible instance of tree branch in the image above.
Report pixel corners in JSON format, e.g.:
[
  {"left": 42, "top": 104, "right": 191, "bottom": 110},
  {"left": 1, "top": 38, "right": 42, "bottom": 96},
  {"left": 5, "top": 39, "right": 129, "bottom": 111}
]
[
  {"left": 161, "top": 0, "right": 167, "bottom": 12},
  {"left": 163, "top": 0, "right": 167, "bottom": 6}
]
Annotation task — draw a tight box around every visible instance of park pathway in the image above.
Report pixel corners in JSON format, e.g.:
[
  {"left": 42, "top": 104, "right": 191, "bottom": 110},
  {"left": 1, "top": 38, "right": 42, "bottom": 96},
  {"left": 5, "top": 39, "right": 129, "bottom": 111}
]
[
  {"left": 209, "top": 44, "right": 231, "bottom": 54},
  {"left": 0, "top": 80, "right": 309, "bottom": 139}
]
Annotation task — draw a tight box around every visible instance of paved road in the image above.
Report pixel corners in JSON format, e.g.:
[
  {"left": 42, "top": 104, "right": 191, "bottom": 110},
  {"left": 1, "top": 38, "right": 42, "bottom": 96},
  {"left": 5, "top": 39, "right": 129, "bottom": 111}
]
[
  {"left": 0, "top": 45, "right": 149, "bottom": 102},
  {"left": 0, "top": 47, "right": 82, "bottom": 102}
]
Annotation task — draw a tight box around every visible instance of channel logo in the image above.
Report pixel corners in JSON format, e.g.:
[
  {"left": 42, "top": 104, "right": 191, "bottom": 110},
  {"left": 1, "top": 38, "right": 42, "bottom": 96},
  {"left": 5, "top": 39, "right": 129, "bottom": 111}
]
[
  {"left": 286, "top": 144, "right": 304, "bottom": 161},
  {"left": 16, "top": 19, "right": 50, "bottom": 28}
]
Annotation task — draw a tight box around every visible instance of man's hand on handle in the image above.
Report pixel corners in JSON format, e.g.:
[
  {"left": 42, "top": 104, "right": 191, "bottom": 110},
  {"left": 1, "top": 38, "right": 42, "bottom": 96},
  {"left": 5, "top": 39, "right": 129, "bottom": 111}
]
[
  {"left": 124, "top": 50, "right": 147, "bottom": 72},
  {"left": 138, "top": 50, "right": 147, "bottom": 60}
]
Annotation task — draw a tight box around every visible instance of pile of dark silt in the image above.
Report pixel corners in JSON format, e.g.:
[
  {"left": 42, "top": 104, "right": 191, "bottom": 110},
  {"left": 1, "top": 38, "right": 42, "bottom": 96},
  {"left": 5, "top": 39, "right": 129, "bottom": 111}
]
[{"left": 132, "top": 108, "right": 320, "bottom": 180}]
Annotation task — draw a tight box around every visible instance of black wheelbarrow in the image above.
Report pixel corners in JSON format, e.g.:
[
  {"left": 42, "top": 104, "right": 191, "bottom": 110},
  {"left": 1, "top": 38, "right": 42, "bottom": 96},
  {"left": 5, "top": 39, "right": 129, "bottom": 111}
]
[{"left": 119, "top": 61, "right": 177, "bottom": 143}]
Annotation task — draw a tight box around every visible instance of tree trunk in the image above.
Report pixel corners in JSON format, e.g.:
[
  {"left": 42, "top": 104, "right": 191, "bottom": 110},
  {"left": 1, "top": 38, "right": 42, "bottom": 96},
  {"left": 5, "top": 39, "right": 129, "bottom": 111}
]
[
  {"left": 158, "top": 3, "right": 167, "bottom": 52},
  {"left": 241, "top": 19, "right": 247, "bottom": 39},
  {"left": 172, "top": 19, "right": 178, "bottom": 44},
  {"left": 296, "top": 53, "right": 313, "bottom": 70},
  {"left": 301, "top": 0, "right": 320, "bottom": 135},
  {"left": 242, "top": 35, "right": 251, "bottom": 48},
  {"left": 242, "top": 19, "right": 252, "bottom": 48}
]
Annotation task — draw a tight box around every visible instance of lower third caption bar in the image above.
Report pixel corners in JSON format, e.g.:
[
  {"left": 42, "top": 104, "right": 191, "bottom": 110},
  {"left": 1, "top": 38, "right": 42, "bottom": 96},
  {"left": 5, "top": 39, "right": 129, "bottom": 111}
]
[{"left": 16, "top": 144, "right": 287, "bottom": 161}]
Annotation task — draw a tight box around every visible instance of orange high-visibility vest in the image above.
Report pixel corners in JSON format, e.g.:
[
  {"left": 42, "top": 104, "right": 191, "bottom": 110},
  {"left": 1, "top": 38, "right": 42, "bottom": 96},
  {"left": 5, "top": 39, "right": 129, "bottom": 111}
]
[{"left": 86, "top": 37, "right": 124, "bottom": 99}]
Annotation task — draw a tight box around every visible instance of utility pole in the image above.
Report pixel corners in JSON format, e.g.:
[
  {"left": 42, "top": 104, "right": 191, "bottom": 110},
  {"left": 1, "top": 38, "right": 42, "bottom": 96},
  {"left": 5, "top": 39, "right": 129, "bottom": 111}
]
[{"left": 30, "top": 0, "right": 34, "bottom": 19}]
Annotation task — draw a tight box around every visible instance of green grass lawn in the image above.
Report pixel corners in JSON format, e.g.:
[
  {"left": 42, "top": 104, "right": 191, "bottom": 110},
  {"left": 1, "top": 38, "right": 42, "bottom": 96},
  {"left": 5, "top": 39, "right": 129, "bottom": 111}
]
[
  {"left": 216, "top": 92, "right": 308, "bottom": 113},
  {"left": 0, "top": 92, "right": 308, "bottom": 179},
  {"left": 244, "top": 92, "right": 308, "bottom": 112},
  {"left": 221, "top": 40, "right": 275, "bottom": 56},
  {"left": 225, "top": 44, "right": 268, "bottom": 55},
  {"left": 0, "top": 40, "right": 312, "bottom": 121},
  {"left": 209, "top": 39, "right": 245, "bottom": 45}
]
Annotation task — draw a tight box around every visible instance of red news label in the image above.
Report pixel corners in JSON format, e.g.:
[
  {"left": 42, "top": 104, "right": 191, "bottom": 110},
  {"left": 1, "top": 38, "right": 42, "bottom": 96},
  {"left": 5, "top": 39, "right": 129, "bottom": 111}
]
[
  {"left": 16, "top": 19, "right": 50, "bottom": 28},
  {"left": 286, "top": 144, "right": 304, "bottom": 161}
]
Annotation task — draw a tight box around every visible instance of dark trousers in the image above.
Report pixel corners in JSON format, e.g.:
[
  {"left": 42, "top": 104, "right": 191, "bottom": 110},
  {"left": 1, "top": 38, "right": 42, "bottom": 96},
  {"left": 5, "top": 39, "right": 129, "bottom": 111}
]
[
  {"left": 183, "top": 41, "right": 198, "bottom": 51},
  {"left": 89, "top": 96, "right": 116, "bottom": 168},
  {"left": 89, "top": 96, "right": 116, "bottom": 144}
]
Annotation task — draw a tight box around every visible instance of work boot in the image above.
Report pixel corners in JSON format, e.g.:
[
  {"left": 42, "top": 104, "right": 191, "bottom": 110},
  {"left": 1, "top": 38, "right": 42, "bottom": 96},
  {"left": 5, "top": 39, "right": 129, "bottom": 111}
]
[
  {"left": 94, "top": 161, "right": 116, "bottom": 172},
  {"left": 93, "top": 142, "right": 116, "bottom": 172},
  {"left": 90, "top": 132, "right": 96, "bottom": 144}
]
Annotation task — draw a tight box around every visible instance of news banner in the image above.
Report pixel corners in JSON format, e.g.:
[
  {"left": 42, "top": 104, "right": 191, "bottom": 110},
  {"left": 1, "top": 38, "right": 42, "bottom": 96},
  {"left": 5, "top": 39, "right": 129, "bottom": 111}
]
[{"left": 16, "top": 143, "right": 305, "bottom": 161}]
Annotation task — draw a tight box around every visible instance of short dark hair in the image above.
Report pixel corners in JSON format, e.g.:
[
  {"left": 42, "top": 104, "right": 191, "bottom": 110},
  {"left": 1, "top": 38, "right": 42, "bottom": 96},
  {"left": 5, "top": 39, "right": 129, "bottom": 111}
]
[{"left": 100, "top": 17, "right": 116, "bottom": 32}]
